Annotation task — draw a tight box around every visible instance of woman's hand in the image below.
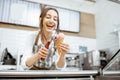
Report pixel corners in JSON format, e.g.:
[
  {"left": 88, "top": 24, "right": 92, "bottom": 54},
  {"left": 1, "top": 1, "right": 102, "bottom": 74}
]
[
  {"left": 59, "top": 43, "right": 70, "bottom": 57},
  {"left": 37, "top": 47, "right": 48, "bottom": 60},
  {"left": 56, "top": 42, "right": 69, "bottom": 68},
  {"left": 26, "top": 47, "right": 48, "bottom": 67}
]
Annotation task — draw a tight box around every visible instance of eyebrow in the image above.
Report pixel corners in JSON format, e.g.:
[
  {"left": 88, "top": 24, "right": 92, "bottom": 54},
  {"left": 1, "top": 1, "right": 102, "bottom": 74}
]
[{"left": 46, "top": 14, "right": 58, "bottom": 18}]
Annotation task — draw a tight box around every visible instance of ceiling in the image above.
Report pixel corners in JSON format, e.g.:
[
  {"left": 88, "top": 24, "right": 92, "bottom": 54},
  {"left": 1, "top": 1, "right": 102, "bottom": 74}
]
[
  {"left": 25, "top": 0, "right": 120, "bottom": 14},
  {"left": 109, "top": 0, "right": 120, "bottom": 4},
  {"left": 85, "top": 0, "right": 120, "bottom": 4},
  {"left": 75, "top": 0, "right": 96, "bottom": 3},
  {"left": 86, "top": 0, "right": 96, "bottom": 2}
]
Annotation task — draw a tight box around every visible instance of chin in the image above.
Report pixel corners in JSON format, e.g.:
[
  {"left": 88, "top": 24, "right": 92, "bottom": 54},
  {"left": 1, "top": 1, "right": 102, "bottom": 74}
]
[{"left": 46, "top": 29, "right": 53, "bottom": 33}]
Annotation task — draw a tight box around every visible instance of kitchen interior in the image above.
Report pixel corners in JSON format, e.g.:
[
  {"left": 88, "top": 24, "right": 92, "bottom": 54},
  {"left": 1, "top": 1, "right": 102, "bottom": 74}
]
[{"left": 0, "top": 0, "right": 120, "bottom": 80}]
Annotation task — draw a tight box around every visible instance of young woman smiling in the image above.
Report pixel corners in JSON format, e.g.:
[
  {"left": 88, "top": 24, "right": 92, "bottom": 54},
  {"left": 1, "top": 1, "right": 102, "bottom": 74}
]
[{"left": 22, "top": 8, "right": 70, "bottom": 70}]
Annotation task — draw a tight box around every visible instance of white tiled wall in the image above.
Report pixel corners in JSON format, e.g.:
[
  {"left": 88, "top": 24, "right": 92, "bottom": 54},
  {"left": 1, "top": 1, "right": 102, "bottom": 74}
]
[
  {"left": 95, "top": 0, "right": 120, "bottom": 59},
  {"left": 0, "top": 28, "right": 38, "bottom": 59},
  {"left": 64, "top": 35, "right": 96, "bottom": 53},
  {"left": 0, "top": 28, "right": 97, "bottom": 59}
]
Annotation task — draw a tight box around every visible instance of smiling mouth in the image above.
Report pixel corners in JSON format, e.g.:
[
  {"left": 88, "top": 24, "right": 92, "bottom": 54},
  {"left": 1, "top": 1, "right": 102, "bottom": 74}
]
[{"left": 46, "top": 24, "right": 54, "bottom": 29}]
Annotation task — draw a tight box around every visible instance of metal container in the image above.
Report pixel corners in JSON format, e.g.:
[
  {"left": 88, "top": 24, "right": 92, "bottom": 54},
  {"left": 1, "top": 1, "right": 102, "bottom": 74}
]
[
  {"left": 82, "top": 50, "right": 100, "bottom": 70},
  {"left": 66, "top": 53, "right": 81, "bottom": 70}
]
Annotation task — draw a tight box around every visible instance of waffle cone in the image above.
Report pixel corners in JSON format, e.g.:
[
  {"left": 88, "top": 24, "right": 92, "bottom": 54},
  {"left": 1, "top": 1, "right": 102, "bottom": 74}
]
[
  {"left": 55, "top": 38, "right": 64, "bottom": 55},
  {"left": 55, "top": 33, "right": 64, "bottom": 55}
]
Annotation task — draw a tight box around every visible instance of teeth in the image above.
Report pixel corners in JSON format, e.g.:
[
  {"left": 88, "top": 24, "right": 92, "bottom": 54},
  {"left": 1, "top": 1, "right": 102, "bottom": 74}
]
[{"left": 47, "top": 24, "right": 53, "bottom": 27}]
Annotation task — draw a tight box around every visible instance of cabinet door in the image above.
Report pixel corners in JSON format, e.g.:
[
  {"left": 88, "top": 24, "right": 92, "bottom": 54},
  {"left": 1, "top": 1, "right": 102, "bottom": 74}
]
[{"left": 80, "top": 12, "right": 96, "bottom": 38}]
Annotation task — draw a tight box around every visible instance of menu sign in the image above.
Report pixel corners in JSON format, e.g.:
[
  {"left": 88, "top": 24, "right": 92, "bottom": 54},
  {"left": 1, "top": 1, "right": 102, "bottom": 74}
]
[{"left": 0, "top": 0, "right": 41, "bottom": 27}]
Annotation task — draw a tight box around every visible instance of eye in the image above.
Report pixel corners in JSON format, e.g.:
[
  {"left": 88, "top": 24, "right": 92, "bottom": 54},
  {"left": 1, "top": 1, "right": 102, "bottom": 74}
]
[
  {"left": 46, "top": 14, "right": 51, "bottom": 19},
  {"left": 54, "top": 18, "right": 57, "bottom": 21},
  {"left": 54, "top": 17, "right": 58, "bottom": 21},
  {"left": 46, "top": 16, "right": 51, "bottom": 19}
]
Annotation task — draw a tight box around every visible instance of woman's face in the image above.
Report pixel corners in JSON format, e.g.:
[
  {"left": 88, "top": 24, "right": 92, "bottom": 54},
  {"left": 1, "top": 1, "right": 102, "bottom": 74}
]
[{"left": 42, "top": 10, "right": 58, "bottom": 33}]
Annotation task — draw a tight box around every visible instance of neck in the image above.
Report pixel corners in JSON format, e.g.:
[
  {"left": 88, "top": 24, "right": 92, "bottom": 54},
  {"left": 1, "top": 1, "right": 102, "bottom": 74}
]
[{"left": 42, "top": 31, "right": 52, "bottom": 45}]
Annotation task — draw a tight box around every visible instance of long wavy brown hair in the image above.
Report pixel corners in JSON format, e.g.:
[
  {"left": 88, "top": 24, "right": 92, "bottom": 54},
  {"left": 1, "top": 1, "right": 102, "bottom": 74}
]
[{"left": 35, "top": 8, "right": 59, "bottom": 45}]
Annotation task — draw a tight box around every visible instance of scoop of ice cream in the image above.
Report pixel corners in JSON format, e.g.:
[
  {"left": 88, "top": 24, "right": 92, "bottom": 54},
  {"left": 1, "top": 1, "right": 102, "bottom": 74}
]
[{"left": 55, "top": 33, "right": 64, "bottom": 46}]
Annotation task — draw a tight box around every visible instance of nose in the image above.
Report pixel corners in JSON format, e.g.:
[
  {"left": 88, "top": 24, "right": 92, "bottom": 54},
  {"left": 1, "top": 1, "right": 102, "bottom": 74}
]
[
  {"left": 49, "top": 18, "right": 55, "bottom": 25},
  {"left": 50, "top": 18, "right": 55, "bottom": 22}
]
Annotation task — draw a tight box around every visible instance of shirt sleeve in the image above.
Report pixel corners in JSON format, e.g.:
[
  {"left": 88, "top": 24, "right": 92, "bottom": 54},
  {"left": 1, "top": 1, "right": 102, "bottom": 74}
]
[{"left": 21, "top": 49, "right": 33, "bottom": 70}]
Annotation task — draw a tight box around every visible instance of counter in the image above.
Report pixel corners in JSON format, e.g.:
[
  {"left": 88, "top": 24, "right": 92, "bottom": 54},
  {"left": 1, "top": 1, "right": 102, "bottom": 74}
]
[
  {"left": 102, "top": 71, "right": 120, "bottom": 76},
  {"left": 0, "top": 70, "right": 98, "bottom": 80}
]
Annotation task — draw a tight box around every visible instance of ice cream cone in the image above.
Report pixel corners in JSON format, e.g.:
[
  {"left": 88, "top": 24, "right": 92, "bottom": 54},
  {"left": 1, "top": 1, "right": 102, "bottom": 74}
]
[{"left": 55, "top": 33, "right": 64, "bottom": 55}]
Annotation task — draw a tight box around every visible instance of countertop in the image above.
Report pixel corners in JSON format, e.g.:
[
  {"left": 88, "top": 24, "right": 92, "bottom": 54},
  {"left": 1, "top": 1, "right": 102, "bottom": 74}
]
[
  {"left": 0, "top": 65, "right": 98, "bottom": 78},
  {"left": 0, "top": 70, "right": 98, "bottom": 78}
]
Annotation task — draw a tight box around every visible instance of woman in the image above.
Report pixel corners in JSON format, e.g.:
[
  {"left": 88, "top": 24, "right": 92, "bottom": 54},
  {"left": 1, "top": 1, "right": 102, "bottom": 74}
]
[{"left": 21, "top": 8, "right": 69, "bottom": 70}]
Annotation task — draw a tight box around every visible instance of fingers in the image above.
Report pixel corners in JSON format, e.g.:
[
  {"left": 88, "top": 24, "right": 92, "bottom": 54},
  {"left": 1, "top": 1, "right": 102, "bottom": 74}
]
[
  {"left": 37, "top": 47, "right": 48, "bottom": 59},
  {"left": 59, "top": 43, "right": 70, "bottom": 52}
]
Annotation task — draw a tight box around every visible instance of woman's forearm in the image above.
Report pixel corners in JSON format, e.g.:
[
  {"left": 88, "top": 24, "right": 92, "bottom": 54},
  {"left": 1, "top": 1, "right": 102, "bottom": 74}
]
[
  {"left": 26, "top": 53, "right": 40, "bottom": 67},
  {"left": 57, "top": 54, "right": 65, "bottom": 68}
]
